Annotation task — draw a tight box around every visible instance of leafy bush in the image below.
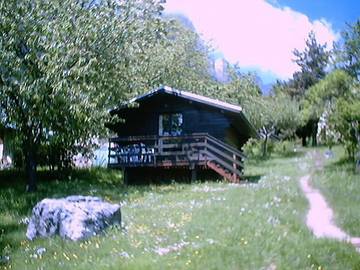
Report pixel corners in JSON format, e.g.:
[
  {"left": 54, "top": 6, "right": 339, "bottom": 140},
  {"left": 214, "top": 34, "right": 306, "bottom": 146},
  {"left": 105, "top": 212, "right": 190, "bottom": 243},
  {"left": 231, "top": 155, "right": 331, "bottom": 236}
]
[
  {"left": 242, "top": 138, "right": 274, "bottom": 159},
  {"left": 242, "top": 138, "right": 261, "bottom": 159},
  {"left": 273, "top": 140, "right": 297, "bottom": 156}
]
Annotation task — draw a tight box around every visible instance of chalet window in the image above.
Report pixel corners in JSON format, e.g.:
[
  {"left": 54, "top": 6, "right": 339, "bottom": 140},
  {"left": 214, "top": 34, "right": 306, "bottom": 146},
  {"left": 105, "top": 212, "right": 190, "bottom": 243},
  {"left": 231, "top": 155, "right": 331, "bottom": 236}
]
[{"left": 159, "top": 113, "right": 183, "bottom": 136}]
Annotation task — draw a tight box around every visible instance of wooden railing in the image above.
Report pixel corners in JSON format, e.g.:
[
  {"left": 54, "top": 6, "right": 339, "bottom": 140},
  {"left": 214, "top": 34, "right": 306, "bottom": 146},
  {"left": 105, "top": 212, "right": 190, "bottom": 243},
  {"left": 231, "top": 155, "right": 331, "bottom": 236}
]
[
  {"left": 202, "top": 134, "right": 244, "bottom": 181},
  {"left": 108, "top": 133, "right": 245, "bottom": 181}
]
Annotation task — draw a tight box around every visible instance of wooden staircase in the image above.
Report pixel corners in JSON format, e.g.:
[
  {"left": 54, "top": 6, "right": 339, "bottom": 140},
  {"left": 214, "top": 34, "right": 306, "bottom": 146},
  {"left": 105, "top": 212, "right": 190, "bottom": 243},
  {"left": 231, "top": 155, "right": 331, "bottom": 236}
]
[
  {"left": 181, "top": 133, "right": 245, "bottom": 182},
  {"left": 206, "top": 160, "right": 238, "bottom": 182},
  {"left": 199, "top": 134, "right": 244, "bottom": 183}
]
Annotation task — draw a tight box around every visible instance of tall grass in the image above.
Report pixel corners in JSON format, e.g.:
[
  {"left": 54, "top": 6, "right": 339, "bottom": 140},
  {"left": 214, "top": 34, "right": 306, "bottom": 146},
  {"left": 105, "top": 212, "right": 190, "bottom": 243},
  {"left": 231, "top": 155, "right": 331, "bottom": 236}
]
[
  {"left": 312, "top": 146, "right": 360, "bottom": 236},
  {"left": 1, "top": 149, "right": 359, "bottom": 270}
]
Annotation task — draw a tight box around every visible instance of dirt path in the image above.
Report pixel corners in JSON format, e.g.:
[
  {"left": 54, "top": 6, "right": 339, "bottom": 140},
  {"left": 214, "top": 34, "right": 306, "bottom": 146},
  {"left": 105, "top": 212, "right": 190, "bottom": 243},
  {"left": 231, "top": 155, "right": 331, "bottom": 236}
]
[
  {"left": 299, "top": 152, "right": 360, "bottom": 251},
  {"left": 300, "top": 175, "right": 350, "bottom": 240}
]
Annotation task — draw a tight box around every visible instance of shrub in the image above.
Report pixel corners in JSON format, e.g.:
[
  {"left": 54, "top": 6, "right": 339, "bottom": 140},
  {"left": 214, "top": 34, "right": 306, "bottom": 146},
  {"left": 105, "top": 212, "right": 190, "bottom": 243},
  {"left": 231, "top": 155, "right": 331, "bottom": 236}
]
[
  {"left": 242, "top": 138, "right": 274, "bottom": 159},
  {"left": 273, "top": 140, "right": 296, "bottom": 156}
]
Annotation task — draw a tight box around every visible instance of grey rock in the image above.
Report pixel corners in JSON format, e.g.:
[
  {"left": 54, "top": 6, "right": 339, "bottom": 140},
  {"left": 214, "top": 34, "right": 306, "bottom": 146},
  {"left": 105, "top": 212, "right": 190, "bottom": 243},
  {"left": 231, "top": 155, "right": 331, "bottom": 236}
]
[{"left": 26, "top": 196, "right": 121, "bottom": 241}]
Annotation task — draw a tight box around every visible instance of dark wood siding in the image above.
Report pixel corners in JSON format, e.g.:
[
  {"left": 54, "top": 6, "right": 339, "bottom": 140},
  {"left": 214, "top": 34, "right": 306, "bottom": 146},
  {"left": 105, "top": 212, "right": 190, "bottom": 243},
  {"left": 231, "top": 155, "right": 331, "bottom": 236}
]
[{"left": 111, "top": 93, "right": 247, "bottom": 149}]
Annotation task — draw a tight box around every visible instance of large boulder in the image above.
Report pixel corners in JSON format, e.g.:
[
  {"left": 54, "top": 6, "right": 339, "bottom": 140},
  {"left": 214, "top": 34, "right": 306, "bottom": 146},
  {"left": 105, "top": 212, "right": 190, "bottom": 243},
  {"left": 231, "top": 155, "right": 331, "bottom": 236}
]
[{"left": 26, "top": 196, "right": 121, "bottom": 241}]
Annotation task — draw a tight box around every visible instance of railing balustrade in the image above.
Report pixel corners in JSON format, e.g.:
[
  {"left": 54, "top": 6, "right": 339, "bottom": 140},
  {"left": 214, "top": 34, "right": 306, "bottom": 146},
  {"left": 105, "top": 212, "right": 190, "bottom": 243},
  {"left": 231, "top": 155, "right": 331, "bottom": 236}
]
[{"left": 108, "top": 133, "right": 245, "bottom": 180}]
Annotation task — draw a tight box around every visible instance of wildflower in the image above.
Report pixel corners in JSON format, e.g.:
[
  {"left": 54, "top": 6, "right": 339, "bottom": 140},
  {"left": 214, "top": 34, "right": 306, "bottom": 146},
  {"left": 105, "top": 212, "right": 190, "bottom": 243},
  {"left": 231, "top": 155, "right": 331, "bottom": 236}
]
[
  {"left": 206, "top": 239, "right": 215, "bottom": 244},
  {"left": 119, "top": 251, "right": 130, "bottom": 258},
  {"left": 36, "top": 247, "right": 46, "bottom": 256},
  {"left": 63, "top": 252, "right": 70, "bottom": 261}
]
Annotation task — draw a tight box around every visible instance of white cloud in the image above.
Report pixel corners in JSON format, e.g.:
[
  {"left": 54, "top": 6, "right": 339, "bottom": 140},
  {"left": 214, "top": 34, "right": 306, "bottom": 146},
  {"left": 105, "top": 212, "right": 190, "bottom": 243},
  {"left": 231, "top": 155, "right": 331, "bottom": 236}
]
[{"left": 164, "top": 0, "right": 339, "bottom": 80}]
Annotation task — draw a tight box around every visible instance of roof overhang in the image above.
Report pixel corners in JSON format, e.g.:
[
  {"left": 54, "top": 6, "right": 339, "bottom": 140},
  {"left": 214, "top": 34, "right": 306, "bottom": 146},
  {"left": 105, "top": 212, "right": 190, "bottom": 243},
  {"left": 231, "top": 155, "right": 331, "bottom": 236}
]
[{"left": 110, "top": 86, "right": 257, "bottom": 137}]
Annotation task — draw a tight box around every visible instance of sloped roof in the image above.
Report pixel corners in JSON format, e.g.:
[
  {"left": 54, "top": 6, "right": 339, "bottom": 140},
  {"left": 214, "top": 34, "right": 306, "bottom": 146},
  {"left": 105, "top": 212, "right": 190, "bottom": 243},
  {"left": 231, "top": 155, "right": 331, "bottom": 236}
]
[
  {"left": 113, "top": 86, "right": 243, "bottom": 114},
  {"left": 111, "top": 86, "right": 257, "bottom": 137}
]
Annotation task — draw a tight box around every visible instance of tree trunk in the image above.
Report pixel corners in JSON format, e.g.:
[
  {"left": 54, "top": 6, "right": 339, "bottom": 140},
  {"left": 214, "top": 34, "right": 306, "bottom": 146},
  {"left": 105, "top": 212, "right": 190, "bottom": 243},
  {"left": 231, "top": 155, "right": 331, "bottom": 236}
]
[
  {"left": 302, "top": 136, "right": 307, "bottom": 147},
  {"left": 262, "top": 134, "right": 268, "bottom": 158},
  {"left": 25, "top": 144, "right": 38, "bottom": 192},
  {"left": 311, "top": 122, "right": 317, "bottom": 147}
]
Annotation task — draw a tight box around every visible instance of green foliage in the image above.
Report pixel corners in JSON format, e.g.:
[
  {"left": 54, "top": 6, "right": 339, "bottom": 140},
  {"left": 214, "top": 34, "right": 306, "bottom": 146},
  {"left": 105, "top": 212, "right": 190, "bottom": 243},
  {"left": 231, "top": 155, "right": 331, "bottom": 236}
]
[
  {"left": 335, "top": 20, "right": 360, "bottom": 79},
  {"left": 145, "top": 16, "right": 216, "bottom": 93},
  {"left": 242, "top": 138, "right": 263, "bottom": 159},
  {"left": 220, "top": 70, "right": 301, "bottom": 158},
  {"left": 242, "top": 138, "right": 274, "bottom": 159},
  {"left": 0, "top": 0, "right": 218, "bottom": 189},
  {"left": 303, "top": 70, "right": 359, "bottom": 159},
  {"left": 331, "top": 96, "right": 360, "bottom": 160},
  {"left": 272, "top": 31, "right": 331, "bottom": 147},
  {"left": 303, "top": 70, "right": 354, "bottom": 120},
  {"left": 273, "top": 140, "right": 297, "bottom": 157},
  {"left": 243, "top": 138, "right": 298, "bottom": 159},
  {"left": 0, "top": 0, "right": 169, "bottom": 186},
  {"left": 291, "top": 31, "right": 330, "bottom": 98},
  {"left": 268, "top": 93, "right": 302, "bottom": 138}
]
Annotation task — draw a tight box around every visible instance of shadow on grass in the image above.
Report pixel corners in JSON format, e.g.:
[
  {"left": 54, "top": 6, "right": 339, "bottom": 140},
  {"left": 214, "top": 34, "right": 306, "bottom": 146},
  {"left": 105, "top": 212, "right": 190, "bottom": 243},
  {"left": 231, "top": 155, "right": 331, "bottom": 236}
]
[
  {"left": 242, "top": 174, "right": 262, "bottom": 183},
  {"left": 0, "top": 222, "right": 26, "bottom": 258},
  {"left": 324, "top": 157, "right": 357, "bottom": 174},
  {"left": 272, "top": 150, "right": 306, "bottom": 159}
]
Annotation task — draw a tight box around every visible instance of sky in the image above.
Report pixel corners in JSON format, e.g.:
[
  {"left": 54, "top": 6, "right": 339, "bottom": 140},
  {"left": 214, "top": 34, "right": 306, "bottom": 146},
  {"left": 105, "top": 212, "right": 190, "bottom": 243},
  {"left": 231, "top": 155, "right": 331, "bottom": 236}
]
[{"left": 164, "top": 0, "right": 359, "bottom": 84}]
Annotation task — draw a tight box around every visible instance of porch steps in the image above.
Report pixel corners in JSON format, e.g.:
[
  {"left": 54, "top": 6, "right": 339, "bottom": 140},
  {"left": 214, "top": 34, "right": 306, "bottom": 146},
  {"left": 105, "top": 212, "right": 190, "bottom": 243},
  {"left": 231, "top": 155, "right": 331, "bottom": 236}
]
[{"left": 206, "top": 160, "right": 239, "bottom": 183}]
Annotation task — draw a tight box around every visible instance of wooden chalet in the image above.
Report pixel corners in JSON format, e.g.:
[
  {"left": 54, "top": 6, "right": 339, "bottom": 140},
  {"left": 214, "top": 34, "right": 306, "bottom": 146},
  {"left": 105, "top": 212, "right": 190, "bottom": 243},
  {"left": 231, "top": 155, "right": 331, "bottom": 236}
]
[{"left": 107, "top": 86, "right": 257, "bottom": 184}]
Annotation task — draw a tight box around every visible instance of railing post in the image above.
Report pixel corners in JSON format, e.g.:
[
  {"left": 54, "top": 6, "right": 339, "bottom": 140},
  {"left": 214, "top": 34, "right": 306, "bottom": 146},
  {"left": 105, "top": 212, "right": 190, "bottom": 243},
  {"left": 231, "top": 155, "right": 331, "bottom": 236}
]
[
  {"left": 233, "top": 153, "right": 237, "bottom": 182},
  {"left": 204, "top": 136, "right": 208, "bottom": 166},
  {"left": 190, "top": 163, "right": 197, "bottom": 183},
  {"left": 108, "top": 138, "right": 111, "bottom": 167},
  {"left": 153, "top": 138, "right": 157, "bottom": 165},
  {"left": 158, "top": 137, "right": 163, "bottom": 155}
]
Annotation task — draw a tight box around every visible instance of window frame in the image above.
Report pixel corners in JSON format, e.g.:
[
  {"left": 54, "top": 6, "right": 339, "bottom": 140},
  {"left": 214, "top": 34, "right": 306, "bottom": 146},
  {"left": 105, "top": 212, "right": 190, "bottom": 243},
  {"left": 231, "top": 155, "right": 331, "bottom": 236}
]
[{"left": 158, "top": 113, "right": 183, "bottom": 136}]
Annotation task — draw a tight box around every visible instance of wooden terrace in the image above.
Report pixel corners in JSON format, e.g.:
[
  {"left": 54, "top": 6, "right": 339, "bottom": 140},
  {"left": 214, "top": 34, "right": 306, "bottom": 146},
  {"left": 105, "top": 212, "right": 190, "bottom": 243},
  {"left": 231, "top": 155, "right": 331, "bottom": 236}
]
[{"left": 108, "top": 133, "right": 245, "bottom": 182}]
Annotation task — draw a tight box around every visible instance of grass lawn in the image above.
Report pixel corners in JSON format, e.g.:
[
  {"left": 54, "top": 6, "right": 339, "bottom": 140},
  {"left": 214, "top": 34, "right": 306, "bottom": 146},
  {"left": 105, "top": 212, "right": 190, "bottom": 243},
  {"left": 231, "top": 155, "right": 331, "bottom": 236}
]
[
  {"left": 1, "top": 147, "right": 359, "bottom": 270},
  {"left": 312, "top": 146, "right": 360, "bottom": 237}
]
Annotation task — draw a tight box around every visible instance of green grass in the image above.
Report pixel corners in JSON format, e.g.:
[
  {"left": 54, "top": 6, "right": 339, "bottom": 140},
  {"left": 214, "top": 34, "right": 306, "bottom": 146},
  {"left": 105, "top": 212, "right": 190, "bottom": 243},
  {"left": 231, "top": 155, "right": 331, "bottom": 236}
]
[
  {"left": 1, "top": 149, "right": 360, "bottom": 270},
  {"left": 312, "top": 146, "right": 360, "bottom": 236}
]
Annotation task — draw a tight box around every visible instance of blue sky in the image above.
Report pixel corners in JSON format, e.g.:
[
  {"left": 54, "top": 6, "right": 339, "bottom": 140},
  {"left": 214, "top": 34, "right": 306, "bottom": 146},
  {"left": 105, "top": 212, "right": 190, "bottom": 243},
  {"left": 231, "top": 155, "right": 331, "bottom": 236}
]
[
  {"left": 164, "top": 0, "right": 359, "bottom": 84},
  {"left": 273, "top": 0, "right": 359, "bottom": 32}
]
